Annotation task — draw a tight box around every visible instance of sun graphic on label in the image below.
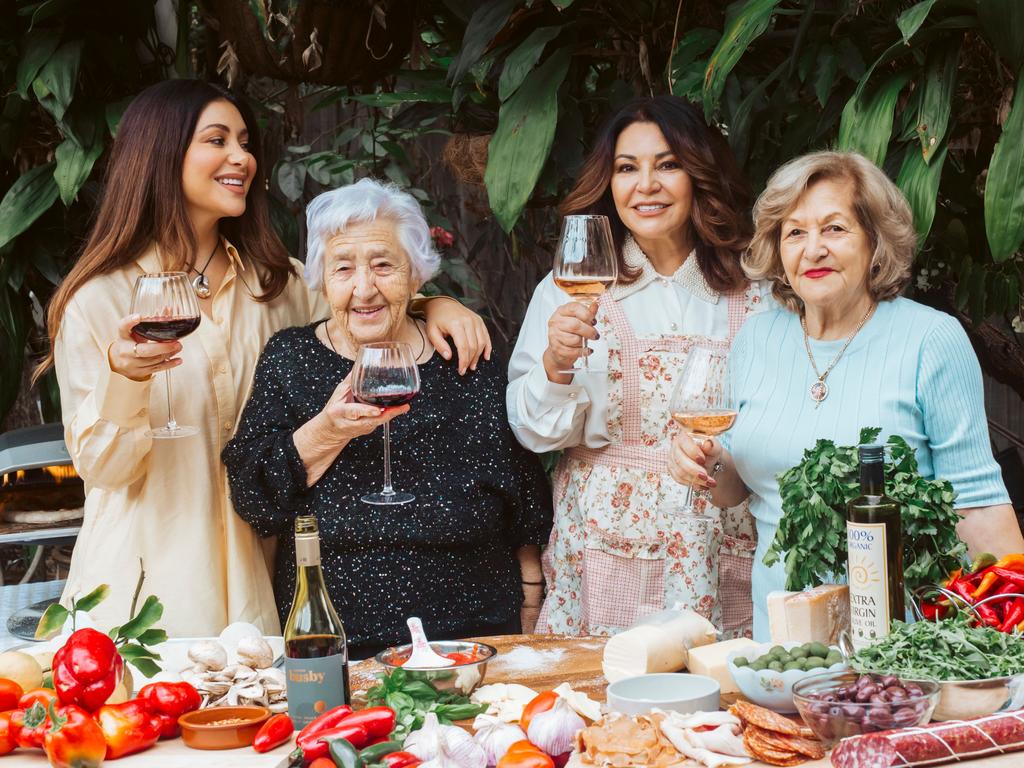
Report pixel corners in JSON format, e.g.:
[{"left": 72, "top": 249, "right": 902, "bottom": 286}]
[{"left": 849, "top": 554, "right": 882, "bottom": 589}]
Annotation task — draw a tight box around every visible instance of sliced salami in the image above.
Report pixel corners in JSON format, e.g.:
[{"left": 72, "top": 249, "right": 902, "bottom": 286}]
[{"left": 831, "top": 733, "right": 897, "bottom": 768}]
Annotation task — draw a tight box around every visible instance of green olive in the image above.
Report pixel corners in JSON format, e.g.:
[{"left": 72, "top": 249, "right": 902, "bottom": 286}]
[
  {"left": 733, "top": 656, "right": 749, "bottom": 667},
  {"left": 768, "top": 645, "right": 787, "bottom": 657},
  {"left": 768, "top": 660, "right": 784, "bottom": 672},
  {"left": 783, "top": 660, "right": 804, "bottom": 671},
  {"left": 789, "top": 647, "right": 809, "bottom": 659},
  {"left": 808, "top": 642, "right": 830, "bottom": 658},
  {"left": 749, "top": 659, "right": 768, "bottom": 671},
  {"left": 804, "top": 655, "right": 827, "bottom": 669}
]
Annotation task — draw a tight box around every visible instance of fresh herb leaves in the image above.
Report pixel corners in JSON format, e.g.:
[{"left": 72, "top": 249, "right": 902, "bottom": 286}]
[
  {"left": 850, "top": 614, "right": 1024, "bottom": 680},
  {"left": 366, "top": 668, "right": 487, "bottom": 741},
  {"left": 764, "top": 427, "right": 967, "bottom": 591}
]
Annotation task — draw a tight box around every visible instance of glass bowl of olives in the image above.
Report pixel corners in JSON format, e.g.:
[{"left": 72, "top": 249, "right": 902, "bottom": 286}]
[{"left": 727, "top": 641, "right": 848, "bottom": 713}]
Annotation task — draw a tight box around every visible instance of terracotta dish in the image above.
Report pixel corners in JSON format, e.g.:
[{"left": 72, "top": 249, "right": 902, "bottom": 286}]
[{"left": 178, "top": 705, "right": 271, "bottom": 750}]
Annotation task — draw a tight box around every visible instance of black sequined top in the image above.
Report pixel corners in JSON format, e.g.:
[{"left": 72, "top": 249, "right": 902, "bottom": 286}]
[{"left": 223, "top": 323, "right": 553, "bottom": 656}]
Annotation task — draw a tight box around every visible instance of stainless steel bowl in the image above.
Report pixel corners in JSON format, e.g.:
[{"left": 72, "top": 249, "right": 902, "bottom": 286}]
[
  {"left": 931, "top": 674, "right": 1024, "bottom": 721},
  {"left": 374, "top": 640, "right": 497, "bottom": 696}
]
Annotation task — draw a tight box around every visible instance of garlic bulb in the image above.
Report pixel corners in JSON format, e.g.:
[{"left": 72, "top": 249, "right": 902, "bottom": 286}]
[
  {"left": 405, "top": 713, "right": 487, "bottom": 768},
  {"left": 526, "top": 696, "right": 585, "bottom": 758},
  {"left": 472, "top": 714, "right": 526, "bottom": 766}
]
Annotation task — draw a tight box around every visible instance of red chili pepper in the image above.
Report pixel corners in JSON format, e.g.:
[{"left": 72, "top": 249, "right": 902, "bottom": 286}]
[
  {"left": 335, "top": 706, "right": 396, "bottom": 740},
  {"left": 292, "top": 721, "right": 369, "bottom": 763},
  {"left": 253, "top": 712, "right": 294, "bottom": 753},
  {"left": 999, "top": 598, "right": 1024, "bottom": 633},
  {"left": 94, "top": 698, "right": 163, "bottom": 758},
  {"left": 975, "top": 601, "right": 1002, "bottom": 627},
  {"left": 985, "top": 567, "right": 1024, "bottom": 588},
  {"left": 920, "top": 601, "right": 948, "bottom": 621},
  {"left": 971, "top": 572, "right": 1003, "bottom": 599},
  {"left": 295, "top": 704, "right": 353, "bottom": 743},
  {"left": 52, "top": 628, "right": 124, "bottom": 711},
  {"left": 43, "top": 702, "right": 106, "bottom": 768},
  {"left": 12, "top": 702, "right": 51, "bottom": 749},
  {"left": 0, "top": 711, "right": 20, "bottom": 755},
  {"left": 950, "top": 576, "right": 976, "bottom": 604},
  {"left": 382, "top": 750, "right": 423, "bottom": 768},
  {"left": 137, "top": 681, "right": 201, "bottom": 739}
]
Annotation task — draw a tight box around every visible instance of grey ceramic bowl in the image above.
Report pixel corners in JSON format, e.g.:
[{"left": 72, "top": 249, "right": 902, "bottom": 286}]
[
  {"left": 375, "top": 640, "right": 497, "bottom": 696},
  {"left": 931, "top": 674, "right": 1024, "bottom": 721},
  {"left": 606, "top": 673, "right": 721, "bottom": 716}
]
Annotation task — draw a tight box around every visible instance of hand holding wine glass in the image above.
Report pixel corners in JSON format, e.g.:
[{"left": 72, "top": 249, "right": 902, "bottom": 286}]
[
  {"left": 319, "top": 374, "right": 409, "bottom": 443},
  {"left": 108, "top": 313, "right": 184, "bottom": 381}
]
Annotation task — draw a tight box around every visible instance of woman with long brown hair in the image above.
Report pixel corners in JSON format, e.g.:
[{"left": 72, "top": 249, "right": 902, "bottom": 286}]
[
  {"left": 507, "top": 95, "right": 766, "bottom": 638},
  {"left": 40, "top": 79, "right": 489, "bottom": 636}
]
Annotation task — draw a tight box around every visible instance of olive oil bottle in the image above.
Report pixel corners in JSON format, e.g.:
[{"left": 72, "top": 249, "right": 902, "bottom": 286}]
[
  {"left": 846, "top": 444, "right": 904, "bottom": 651},
  {"left": 284, "top": 515, "right": 349, "bottom": 727}
]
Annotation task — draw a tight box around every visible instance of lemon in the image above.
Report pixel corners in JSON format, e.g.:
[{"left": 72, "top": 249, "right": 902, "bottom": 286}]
[{"left": 0, "top": 651, "right": 43, "bottom": 691}]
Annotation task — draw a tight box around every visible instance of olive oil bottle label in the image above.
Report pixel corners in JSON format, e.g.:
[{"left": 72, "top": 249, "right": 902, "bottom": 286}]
[
  {"left": 847, "top": 521, "right": 891, "bottom": 650},
  {"left": 284, "top": 654, "right": 348, "bottom": 728}
]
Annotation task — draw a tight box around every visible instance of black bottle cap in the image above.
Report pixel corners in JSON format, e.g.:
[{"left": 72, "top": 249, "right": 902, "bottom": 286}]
[{"left": 859, "top": 444, "right": 885, "bottom": 463}]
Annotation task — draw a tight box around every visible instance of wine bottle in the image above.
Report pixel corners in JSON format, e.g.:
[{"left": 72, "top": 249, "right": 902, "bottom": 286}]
[
  {"left": 846, "top": 444, "right": 904, "bottom": 651},
  {"left": 284, "top": 515, "right": 349, "bottom": 727}
]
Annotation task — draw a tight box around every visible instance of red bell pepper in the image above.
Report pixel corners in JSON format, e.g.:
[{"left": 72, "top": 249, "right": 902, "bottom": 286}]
[
  {"left": 12, "top": 702, "right": 51, "bottom": 749},
  {"left": 295, "top": 704, "right": 353, "bottom": 743},
  {"left": 253, "top": 712, "right": 294, "bottom": 753},
  {"left": 0, "top": 711, "right": 19, "bottom": 755},
  {"left": 0, "top": 679, "right": 23, "bottom": 711},
  {"left": 94, "top": 699, "right": 162, "bottom": 759},
  {"left": 52, "top": 628, "right": 124, "bottom": 712},
  {"left": 291, "top": 721, "right": 369, "bottom": 764},
  {"left": 382, "top": 751, "right": 423, "bottom": 768},
  {"left": 137, "top": 681, "right": 201, "bottom": 739},
  {"left": 43, "top": 702, "right": 106, "bottom": 768},
  {"left": 20, "top": 688, "right": 59, "bottom": 710}
]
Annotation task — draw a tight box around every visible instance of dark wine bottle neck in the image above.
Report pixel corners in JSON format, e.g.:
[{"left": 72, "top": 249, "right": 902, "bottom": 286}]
[{"left": 859, "top": 462, "right": 885, "bottom": 495}]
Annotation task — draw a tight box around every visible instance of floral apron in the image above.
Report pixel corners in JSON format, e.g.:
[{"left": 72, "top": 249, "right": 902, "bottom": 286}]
[{"left": 536, "top": 288, "right": 758, "bottom": 638}]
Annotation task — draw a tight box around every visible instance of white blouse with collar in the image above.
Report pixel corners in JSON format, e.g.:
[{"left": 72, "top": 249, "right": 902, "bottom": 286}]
[{"left": 507, "top": 236, "right": 769, "bottom": 453}]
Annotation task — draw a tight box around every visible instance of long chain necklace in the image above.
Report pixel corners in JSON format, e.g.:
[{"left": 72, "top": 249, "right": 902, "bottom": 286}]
[
  {"left": 189, "top": 243, "right": 220, "bottom": 299},
  {"left": 324, "top": 319, "right": 428, "bottom": 360},
  {"left": 801, "top": 303, "right": 876, "bottom": 408}
]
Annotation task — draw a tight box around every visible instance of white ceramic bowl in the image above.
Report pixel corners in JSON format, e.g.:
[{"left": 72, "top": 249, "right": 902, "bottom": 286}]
[
  {"left": 606, "top": 673, "right": 720, "bottom": 716},
  {"left": 728, "top": 641, "right": 848, "bottom": 713}
]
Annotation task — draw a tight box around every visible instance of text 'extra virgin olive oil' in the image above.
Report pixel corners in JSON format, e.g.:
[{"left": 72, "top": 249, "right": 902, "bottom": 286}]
[
  {"left": 846, "top": 444, "right": 904, "bottom": 651},
  {"left": 284, "top": 515, "right": 349, "bottom": 727}
]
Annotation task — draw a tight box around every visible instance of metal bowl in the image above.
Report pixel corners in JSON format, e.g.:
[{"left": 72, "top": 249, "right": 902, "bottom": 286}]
[
  {"left": 374, "top": 640, "right": 497, "bottom": 696},
  {"left": 931, "top": 674, "right": 1024, "bottom": 721}
]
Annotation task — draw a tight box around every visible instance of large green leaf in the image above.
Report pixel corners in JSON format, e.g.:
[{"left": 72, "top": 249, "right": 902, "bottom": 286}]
[
  {"left": 16, "top": 31, "right": 61, "bottom": 99},
  {"left": 0, "top": 163, "right": 59, "bottom": 251},
  {"left": 32, "top": 40, "right": 83, "bottom": 122},
  {"left": 484, "top": 48, "right": 571, "bottom": 232},
  {"left": 246, "top": 0, "right": 270, "bottom": 37},
  {"left": 985, "top": 70, "right": 1024, "bottom": 262},
  {"left": 979, "top": 0, "right": 1024, "bottom": 71},
  {"left": 703, "top": 0, "right": 781, "bottom": 117},
  {"left": 54, "top": 136, "right": 103, "bottom": 206},
  {"left": 814, "top": 48, "right": 838, "bottom": 108},
  {"left": 836, "top": 72, "right": 910, "bottom": 166},
  {"left": 447, "top": 0, "right": 520, "bottom": 87},
  {"left": 670, "top": 28, "right": 719, "bottom": 99},
  {"left": 916, "top": 38, "right": 960, "bottom": 163},
  {"left": 499, "top": 26, "right": 561, "bottom": 102},
  {"left": 729, "top": 60, "right": 787, "bottom": 165},
  {"left": 897, "top": 0, "right": 938, "bottom": 44},
  {"left": 896, "top": 143, "right": 947, "bottom": 243}
]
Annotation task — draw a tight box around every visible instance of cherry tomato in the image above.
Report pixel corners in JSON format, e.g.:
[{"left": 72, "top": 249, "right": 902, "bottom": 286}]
[{"left": 0, "top": 679, "right": 24, "bottom": 712}]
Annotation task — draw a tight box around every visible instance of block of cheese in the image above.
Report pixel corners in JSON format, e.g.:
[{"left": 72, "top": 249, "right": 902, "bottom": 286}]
[
  {"left": 685, "top": 638, "right": 759, "bottom": 696},
  {"left": 768, "top": 584, "right": 850, "bottom": 645},
  {"left": 602, "top": 610, "right": 717, "bottom": 683}
]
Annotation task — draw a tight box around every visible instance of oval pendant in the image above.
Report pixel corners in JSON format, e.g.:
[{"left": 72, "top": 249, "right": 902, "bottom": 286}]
[
  {"left": 191, "top": 274, "right": 211, "bottom": 299},
  {"left": 810, "top": 379, "right": 829, "bottom": 404}
]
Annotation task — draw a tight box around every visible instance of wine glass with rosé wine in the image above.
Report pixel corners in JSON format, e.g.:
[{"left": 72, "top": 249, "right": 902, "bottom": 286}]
[
  {"left": 130, "top": 272, "right": 202, "bottom": 439},
  {"left": 351, "top": 341, "right": 421, "bottom": 506},
  {"left": 553, "top": 215, "right": 618, "bottom": 374},
  {"left": 668, "top": 345, "right": 737, "bottom": 519}
]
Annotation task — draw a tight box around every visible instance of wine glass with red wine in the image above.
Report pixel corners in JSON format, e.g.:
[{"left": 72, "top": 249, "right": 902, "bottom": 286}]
[
  {"left": 553, "top": 215, "right": 618, "bottom": 374},
  {"left": 130, "top": 272, "right": 201, "bottom": 439},
  {"left": 351, "top": 341, "right": 420, "bottom": 505}
]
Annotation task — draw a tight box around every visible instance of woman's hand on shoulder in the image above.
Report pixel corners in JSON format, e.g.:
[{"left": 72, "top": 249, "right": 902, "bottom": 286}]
[
  {"left": 422, "top": 297, "right": 492, "bottom": 375},
  {"left": 108, "top": 314, "right": 183, "bottom": 382},
  {"left": 542, "top": 301, "right": 599, "bottom": 382},
  {"left": 668, "top": 432, "right": 722, "bottom": 490},
  {"left": 320, "top": 375, "right": 409, "bottom": 442}
]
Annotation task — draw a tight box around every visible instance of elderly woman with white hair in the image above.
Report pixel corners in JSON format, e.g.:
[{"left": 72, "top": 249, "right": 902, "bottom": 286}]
[
  {"left": 668, "top": 150, "right": 1024, "bottom": 640},
  {"left": 224, "top": 178, "right": 552, "bottom": 657}
]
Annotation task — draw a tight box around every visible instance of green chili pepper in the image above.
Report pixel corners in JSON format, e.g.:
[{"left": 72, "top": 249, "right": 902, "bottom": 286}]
[
  {"left": 330, "top": 737, "right": 364, "bottom": 768},
  {"left": 970, "top": 552, "right": 998, "bottom": 573},
  {"left": 359, "top": 741, "right": 404, "bottom": 763}
]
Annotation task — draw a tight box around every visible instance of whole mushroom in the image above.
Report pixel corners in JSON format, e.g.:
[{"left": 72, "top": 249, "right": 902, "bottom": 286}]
[
  {"left": 237, "top": 636, "right": 274, "bottom": 670},
  {"left": 188, "top": 640, "right": 227, "bottom": 672}
]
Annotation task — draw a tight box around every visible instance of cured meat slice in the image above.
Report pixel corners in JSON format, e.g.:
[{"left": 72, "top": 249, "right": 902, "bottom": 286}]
[
  {"left": 831, "top": 734, "right": 897, "bottom": 767},
  {"left": 730, "top": 701, "right": 802, "bottom": 736},
  {"left": 746, "top": 724, "right": 825, "bottom": 759}
]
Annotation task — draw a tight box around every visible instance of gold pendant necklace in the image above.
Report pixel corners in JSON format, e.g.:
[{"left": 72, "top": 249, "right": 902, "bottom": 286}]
[{"left": 801, "top": 303, "right": 876, "bottom": 408}]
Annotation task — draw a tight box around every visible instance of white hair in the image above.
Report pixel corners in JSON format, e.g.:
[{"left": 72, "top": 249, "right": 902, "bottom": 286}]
[{"left": 303, "top": 177, "right": 441, "bottom": 290}]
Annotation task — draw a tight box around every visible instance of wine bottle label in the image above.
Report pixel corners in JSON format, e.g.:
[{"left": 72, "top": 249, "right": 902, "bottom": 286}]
[
  {"left": 295, "top": 535, "right": 321, "bottom": 567},
  {"left": 847, "top": 521, "right": 891, "bottom": 651},
  {"left": 284, "top": 654, "right": 349, "bottom": 727}
]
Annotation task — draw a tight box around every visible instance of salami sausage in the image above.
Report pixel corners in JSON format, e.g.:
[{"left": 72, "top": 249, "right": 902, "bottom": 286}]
[{"left": 831, "top": 710, "right": 1024, "bottom": 767}]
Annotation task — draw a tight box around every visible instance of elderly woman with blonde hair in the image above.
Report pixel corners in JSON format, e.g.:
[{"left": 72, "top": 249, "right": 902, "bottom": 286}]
[
  {"left": 224, "top": 178, "right": 553, "bottom": 658},
  {"left": 668, "top": 150, "right": 1024, "bottom": 640}
]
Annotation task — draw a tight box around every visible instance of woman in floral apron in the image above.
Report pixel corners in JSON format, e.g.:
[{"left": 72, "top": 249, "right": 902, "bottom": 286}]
[{"left": 507, "top": 96, "right": 767, "bottom": 638}]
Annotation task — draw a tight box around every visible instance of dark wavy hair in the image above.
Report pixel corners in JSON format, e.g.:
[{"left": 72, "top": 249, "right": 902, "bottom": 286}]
[
  {"left": 36, "top": 79, "right": 295, "bottom": 379},
  {"left": 560, "top": 96, "right": 752, "bottom": 292}
]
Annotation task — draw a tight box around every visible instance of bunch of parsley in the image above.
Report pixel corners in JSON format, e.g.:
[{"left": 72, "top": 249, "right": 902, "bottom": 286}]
[{"left": 763, "top": 427, "right": 967, "bottom": 591}]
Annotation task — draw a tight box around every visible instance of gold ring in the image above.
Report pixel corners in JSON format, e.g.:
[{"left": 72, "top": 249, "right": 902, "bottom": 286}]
[{"left": 133, "top": 343, "right": 140, "bottom": 358}]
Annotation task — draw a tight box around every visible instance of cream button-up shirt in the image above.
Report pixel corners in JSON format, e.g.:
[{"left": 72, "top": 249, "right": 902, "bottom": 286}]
[{"left": 55, "top": 240, "right": 328, "bottom": 637}]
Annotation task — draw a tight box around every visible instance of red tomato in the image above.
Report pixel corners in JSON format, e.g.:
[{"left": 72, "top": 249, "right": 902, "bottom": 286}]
[{"left": 0, "top": 679, "right": 24, "bottom": 712}]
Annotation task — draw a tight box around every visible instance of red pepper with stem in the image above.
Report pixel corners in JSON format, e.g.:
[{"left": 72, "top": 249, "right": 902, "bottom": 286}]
[
  {"left": 12, "top": 702, "right": 51, "bottom": 749},
  {"left": 999, "top": 598, "right": 1024, "bottom": 633},
  {"left": 381, "top": 751, "right": 423, "bottom": 768},
  {"left": 333, "top": 707, "right": 395, "bottom": 741},
  {"left": 974, "top": 601, "right": 1002, "bottom": 628},
  {"left": 289, "top": 721, "right": 369, "bottom": 764},
  {"left": 253, "top": 713, "right": 294, "bottom": 753},
  {"left": 43, "top": 702, "right": 106, "bottom": 768},
  {"left": 294, "top": 704, "right": 352, "bottom": 744},
  {"left": 94, "top": 699, "right": 163, "bottom": 759},
  {"left": 52, "top": 628, "right": 124, "bottom": 712},
  {"left": 137, "top": 681, "right": 201, "bottom": 739}
]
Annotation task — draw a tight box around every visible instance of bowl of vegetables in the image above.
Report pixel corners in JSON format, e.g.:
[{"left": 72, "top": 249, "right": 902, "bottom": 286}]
[
  {"left": 792, "top": 671, "right": 939, "bottom": 747},
  {"left": 849, "top": 615, "right": 1024, "bottom": 721},
  {"left": 728, "top": 641, "right": 847, "bottom": 713},
  {"left": 375, "top": 640, "right": 497, "bottom": 696}
]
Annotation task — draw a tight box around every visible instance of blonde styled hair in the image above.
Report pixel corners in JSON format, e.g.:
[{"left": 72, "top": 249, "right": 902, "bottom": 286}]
[{"left": 743, "top": 151, "right": 916, "bottom": 312}]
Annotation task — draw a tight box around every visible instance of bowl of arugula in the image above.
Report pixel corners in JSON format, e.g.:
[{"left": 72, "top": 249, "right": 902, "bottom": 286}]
[{"left": 849, "top": 615, "right": 1024, "bottom": 721}]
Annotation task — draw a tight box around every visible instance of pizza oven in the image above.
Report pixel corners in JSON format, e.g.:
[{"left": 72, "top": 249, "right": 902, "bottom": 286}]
[{"left": 0, "top": 424, "right": 84, "bottom": 537}]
